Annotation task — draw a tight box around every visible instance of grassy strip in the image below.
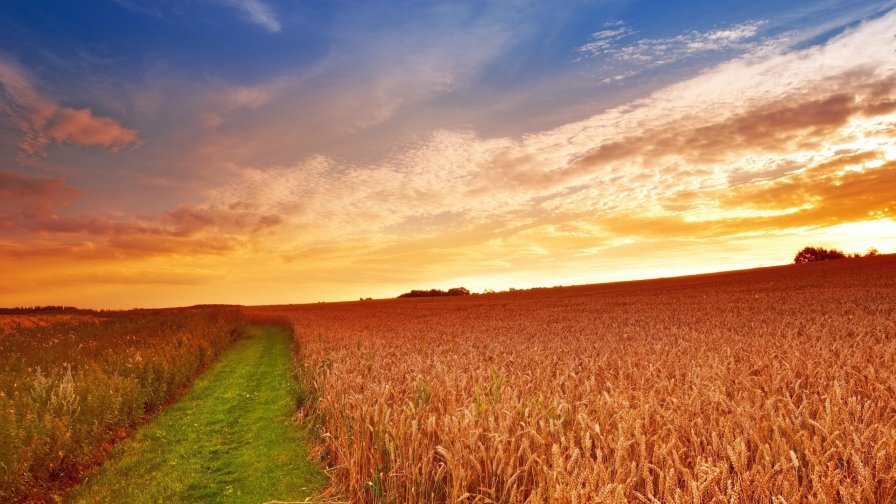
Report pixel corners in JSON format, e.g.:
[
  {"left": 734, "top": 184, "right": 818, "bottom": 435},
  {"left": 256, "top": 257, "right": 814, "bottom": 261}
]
[{"left": 64, "top": 325, "right": 325, "bottom": 503}]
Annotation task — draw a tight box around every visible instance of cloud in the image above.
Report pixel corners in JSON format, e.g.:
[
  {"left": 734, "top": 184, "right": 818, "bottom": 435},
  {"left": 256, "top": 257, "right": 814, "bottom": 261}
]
[
  {"left": 0, "top": 59, "right": 137, "bottom": 156},
  {"left": 0, "top": 171, "right": 79, "bottom": 203},
  {"left": 570, "top": 76, "right": 896, "bottom": 172},
  {"left": 720, "top": 154, "right": 896, "bottom": 223},
  {"left": 0, "top": 170, "right": 284, "bottom": 258},
  {"left": 221, "top": 0, "right": 280, "bottom": 32},
  {"left": 112, "top": 0, "right": 521, "bottom": 176},
  {"left": 0, "top": 171, "right": 80, "bottom": 228},
  {"left": 597, "top": 154, "right": 896, "bottom": 240},
  {"left": 576, "top": 21, "right": 637, "bottom": 56},
  {"left": 197, "top": 9, "right": 896, "bottom": 264},
  {"left": 47, "top": 108, "right": 138, "bottom": 149},
  {"left": 110, "top": 0, "right": 281, "bottom": 32},
  {"left": 160, "top": 203, "right": 283, "bottom": 236},
  {"left": 178, "top": 7, "right": 516, "bottom": 167},
  {"left": 578, "top": 19, "right": 765, "bottom": 68}
]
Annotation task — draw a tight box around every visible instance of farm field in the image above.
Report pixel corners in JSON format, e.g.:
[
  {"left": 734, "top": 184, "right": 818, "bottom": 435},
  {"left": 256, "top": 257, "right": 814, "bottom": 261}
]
[
  {"left": 5, "top": 2, "right": 896, "bottom": 503},
  {"left": 250, "top": 254, "right": 896, "bottom": 503}
]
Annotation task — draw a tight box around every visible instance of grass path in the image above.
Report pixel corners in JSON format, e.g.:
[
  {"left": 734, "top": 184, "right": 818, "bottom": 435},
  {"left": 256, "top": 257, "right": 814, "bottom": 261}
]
[{"left": 65, "top": 326, "right": 325, "bottom": 504}]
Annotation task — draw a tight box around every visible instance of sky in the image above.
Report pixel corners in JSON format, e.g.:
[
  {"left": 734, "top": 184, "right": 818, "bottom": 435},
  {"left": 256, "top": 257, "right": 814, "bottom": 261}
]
[{"left": 1, "top": 0, "right": 895, "bottom": 308}]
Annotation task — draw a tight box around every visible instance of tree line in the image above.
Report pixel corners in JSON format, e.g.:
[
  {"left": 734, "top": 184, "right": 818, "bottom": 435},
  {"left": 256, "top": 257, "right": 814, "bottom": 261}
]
[
  {"left": 794, "top": 246, "right": 880, "bottom": 264},
  {"left": 397, "top": 287, "right": 471, "bottom": 298},
  {"left": 0, "top": 305, "right": 91, "bottom": 315}
]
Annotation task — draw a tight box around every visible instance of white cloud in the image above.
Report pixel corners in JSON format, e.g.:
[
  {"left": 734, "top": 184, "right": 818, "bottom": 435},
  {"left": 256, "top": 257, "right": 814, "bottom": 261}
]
[
  {"left": 576, "top": 22, "right": 637, "bottom": 56},
  {"left": 223, "top": 0, "right": 281, "bottom": 32},
  {"left": 578, "top": 20, "right": 765, "bottom": 68}
]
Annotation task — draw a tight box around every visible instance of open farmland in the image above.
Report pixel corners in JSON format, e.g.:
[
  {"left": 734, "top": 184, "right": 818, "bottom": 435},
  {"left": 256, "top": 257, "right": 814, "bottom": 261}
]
[{"left": 251, "top": 255, "right": 896, "bottom": 503}]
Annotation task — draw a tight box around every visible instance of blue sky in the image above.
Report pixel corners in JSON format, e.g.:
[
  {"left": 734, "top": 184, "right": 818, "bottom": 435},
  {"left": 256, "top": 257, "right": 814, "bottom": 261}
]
[
  {"left": 1, "top": 0, "right": 895, "bottom": 307},
  {"left": 3, "top": 1, "right": 889, "bottom": 132},
  {"left": 2, "top": 1, "right": 890, "bottom": 145}
]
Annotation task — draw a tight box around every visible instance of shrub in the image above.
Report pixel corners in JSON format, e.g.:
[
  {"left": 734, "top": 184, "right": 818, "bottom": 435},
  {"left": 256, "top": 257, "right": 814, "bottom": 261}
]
[
  {"left": 794, "top": 246, "right": 884, "bottom": 263},
  {"left": 793, "top": 246, "right": 847, "bottom": 263},
  {"left": 397, "top": 287, "right": 471, "bottom": 298}
]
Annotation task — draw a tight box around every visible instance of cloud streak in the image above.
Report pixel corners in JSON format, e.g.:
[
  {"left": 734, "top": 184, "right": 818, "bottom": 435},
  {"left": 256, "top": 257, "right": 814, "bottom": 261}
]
[
  {"left": 222, "top": 0, "right": 281, "bottom": 32},
  {"left": 111, "top": 0, "right": 281, "bottom": 32}
]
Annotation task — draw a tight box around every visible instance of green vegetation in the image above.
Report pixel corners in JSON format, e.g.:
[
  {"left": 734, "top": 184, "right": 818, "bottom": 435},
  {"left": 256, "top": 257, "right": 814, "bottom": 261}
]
[{"left": 64, "top": 325, "right": 325, "bottom": 504}]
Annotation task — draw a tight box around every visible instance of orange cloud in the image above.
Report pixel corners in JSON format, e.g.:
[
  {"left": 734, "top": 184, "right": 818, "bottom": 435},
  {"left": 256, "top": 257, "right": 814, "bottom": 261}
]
[
  {"left": 598, "top": 155, "right": 896, "bottom": 240},
  {"left": 162, "top": 204, "right": 283, "bottom": 236},
  {"left": 0, "top": 171, "right": 79, "bottom": 228},
  {"left": 0, "top": 59, "right": 137, "bottom": 155},
  {"left": 0, "top": 171, "right": 283, "bottom": 260},
  {"left": 0, "top": 171, "right": 79, "bottom": 205},
  {"left": 47, "top": 108, "right": 137, "bottom": 150}
]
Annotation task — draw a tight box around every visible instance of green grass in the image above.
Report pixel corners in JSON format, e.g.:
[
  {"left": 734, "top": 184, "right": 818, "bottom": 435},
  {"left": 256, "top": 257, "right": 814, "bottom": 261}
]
[{"left": 65, "top": 325, "right": 325, "bottom": 504}]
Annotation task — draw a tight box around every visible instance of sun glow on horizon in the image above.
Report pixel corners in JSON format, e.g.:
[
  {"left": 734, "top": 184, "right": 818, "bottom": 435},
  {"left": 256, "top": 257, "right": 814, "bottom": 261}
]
[{"left": 1, "top": 2, "right": 895, "bottom": 308}]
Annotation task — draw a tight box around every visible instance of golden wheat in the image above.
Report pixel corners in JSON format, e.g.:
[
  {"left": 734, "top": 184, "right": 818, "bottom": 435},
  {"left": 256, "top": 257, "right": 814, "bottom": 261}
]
[{"left": 253, "top": 255, "right": 896, "bottom": 503}]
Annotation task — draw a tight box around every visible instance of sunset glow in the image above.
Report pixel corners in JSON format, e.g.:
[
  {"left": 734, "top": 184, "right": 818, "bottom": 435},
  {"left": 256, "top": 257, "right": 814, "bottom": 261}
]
[{"left": 1, "top": 1, "right": 895, "bottom": 308}]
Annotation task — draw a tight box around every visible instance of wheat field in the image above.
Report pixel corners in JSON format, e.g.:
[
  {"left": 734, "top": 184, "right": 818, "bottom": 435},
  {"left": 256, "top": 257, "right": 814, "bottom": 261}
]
[
  {"left": 0, "top": 307, "right": 243, "bottom": 502},
  {"left": 252, "top": 255, "right": 896, "bottom": 503}
]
